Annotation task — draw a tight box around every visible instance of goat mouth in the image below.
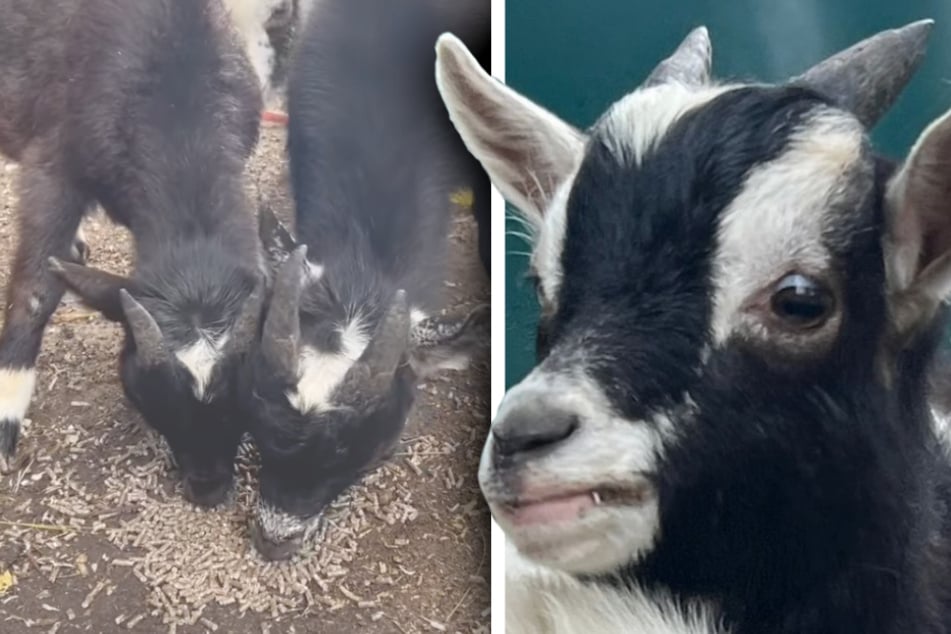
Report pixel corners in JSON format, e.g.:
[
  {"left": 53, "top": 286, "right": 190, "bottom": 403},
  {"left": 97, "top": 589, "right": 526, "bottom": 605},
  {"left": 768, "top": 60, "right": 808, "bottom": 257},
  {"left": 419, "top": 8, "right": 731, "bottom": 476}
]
[{"left": 498, "top": 484, "right": 654, "bottom": 527}]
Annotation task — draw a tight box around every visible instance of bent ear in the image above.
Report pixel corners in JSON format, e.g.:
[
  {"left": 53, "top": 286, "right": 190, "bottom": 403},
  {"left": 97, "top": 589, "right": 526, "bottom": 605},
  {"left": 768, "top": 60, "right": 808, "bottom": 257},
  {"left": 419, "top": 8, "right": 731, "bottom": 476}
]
[
  {"left": 409, "top": 304, "right": 489, "bottom": 378},
  {"left": 884, "top": 107, "right": 951, "bottom": 337},
  {"left": 49, "top": 258, "right": 137, "bottom": 322},
  {"left": 435, "top": 34, "right": 585, "bottom": 232}
]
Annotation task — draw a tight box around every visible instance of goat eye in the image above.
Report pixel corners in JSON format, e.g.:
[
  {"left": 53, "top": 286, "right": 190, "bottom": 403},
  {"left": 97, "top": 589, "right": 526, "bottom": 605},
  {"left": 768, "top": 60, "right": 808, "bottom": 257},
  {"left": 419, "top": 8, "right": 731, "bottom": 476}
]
[
  {"left": 769, "top": 274, "right": 834, "bottom": 329},
  {"left": 527, "top": 273, "right": 545, "bottom": 306}
]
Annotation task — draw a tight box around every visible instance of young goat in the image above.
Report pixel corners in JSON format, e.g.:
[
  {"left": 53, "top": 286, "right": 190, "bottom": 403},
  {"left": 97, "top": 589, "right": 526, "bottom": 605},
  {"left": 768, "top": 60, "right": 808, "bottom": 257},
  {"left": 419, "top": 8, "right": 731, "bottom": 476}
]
[
  {"left": 248, "top": 0, "right": 489, "bottom": 561},
  {"left": 0, "top": 0, "right": 264, "bottom": 507},
  {"left": 439, "top": 20, "right": 951, "bottom": 633}
]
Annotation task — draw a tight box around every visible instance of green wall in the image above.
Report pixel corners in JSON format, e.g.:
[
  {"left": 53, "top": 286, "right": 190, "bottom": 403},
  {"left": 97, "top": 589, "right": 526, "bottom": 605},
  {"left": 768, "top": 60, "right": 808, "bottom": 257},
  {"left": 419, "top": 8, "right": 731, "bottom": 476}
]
[{"left": 504, "top": 0, "right": 951, "bottom": 387}]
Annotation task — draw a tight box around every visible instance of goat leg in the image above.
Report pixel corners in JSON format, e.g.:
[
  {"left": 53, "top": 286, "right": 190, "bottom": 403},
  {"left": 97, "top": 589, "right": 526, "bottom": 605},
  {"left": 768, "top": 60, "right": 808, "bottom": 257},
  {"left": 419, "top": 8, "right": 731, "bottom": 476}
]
[{"left": 0, "top": 158, "right": 87, "bottom": 473}]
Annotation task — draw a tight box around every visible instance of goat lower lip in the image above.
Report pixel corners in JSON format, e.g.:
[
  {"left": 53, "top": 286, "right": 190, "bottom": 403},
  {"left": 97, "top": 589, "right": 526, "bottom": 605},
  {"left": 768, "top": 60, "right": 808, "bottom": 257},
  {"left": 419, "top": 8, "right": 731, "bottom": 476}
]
[{"left": 498, "top": 485, "right": 653, "bottom": 526}]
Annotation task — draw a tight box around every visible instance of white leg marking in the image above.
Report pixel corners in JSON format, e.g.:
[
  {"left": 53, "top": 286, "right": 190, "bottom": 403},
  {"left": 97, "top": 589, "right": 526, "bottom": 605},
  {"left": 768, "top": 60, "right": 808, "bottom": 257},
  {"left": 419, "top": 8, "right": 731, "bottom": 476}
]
[{"left": 0, "top": 368, "right": 36, "bottom": 422}]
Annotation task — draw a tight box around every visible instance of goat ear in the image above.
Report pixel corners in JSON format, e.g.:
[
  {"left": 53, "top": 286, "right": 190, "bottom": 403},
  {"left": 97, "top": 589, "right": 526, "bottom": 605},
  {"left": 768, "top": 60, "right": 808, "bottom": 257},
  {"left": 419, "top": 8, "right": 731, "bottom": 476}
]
[
  {"left": 435, "top": 34, "right": 585, "bottom": 232},
  {"left": 884, "top": 107, "right": 951, "bottom": 336},
  {"left": 258, "top": 200, "right": 298, "bottom": 270},
  {"left": 409, "top": 304, "right": 489, "bottom": 379},
  {"left": 48, "top": 258, "right": 135, "bottom": 322}
]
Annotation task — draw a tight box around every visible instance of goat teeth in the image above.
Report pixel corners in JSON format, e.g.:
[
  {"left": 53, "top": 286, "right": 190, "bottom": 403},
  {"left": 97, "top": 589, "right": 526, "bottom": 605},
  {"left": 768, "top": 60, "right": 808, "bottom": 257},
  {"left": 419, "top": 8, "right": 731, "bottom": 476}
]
[{"left": 591, "top": 491, "right": 602, "bottom": 505}]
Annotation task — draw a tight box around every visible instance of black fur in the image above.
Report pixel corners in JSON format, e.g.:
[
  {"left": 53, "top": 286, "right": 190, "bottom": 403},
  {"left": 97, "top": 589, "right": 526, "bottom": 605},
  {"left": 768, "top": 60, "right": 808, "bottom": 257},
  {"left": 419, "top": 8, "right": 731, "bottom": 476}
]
[
  {"left": 246, "top": 0, "right": 488, "bottom": 556},
  {"left": 0, "top": 0, "right": 264, "bottom": 500},
  {"left": 531, "top": 87, "right": 951, "bottom": 632}
]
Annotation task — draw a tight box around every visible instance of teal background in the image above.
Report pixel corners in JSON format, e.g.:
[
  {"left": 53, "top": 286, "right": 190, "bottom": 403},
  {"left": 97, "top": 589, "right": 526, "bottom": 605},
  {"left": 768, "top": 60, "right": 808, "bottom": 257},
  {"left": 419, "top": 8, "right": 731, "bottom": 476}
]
[{"left": 504, "top": 0, "right": 951, "bottom": 387}]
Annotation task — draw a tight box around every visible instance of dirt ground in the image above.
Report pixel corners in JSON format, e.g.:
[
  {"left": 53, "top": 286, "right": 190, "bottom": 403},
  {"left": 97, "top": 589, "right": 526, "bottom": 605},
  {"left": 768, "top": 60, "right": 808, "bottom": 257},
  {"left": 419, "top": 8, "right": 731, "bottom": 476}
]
[{"left": 0, "top": 122, "right": 491, "bottom": 633}]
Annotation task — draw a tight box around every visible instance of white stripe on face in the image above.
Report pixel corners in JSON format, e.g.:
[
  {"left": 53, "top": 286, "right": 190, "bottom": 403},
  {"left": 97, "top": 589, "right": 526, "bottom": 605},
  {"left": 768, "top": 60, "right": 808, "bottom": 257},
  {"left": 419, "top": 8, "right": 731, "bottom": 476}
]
[
  {"left": 175, "top": 334, "right": 229, "bottom": 401},
  {"left": 710, "top": 108, "right": 866, "bottom": 345},
  {"left": 287, "top": 317, "right": 370, "bottom": 413}
]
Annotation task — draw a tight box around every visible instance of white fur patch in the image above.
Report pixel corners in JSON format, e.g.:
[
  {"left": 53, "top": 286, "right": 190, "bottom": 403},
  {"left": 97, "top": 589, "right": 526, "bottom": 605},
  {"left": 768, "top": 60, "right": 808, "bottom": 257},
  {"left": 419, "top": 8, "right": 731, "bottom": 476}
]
[
  {"left": 306, "top": 260, "right": 325, "bottom": 281},
  {"left": 507, "top": 543, "right": 727, "bottom": 634},
  {"left": 483, "top": 362, "right": 671, "bottom": 575},
  {"left": 531, "top": 173, "right": 575, "bottom": 307},
  {"left": 255, "top": 499, "right": 322, "bottom": 543},
  {"left": 410, "top": 308, "right": 428, "bottom": 327},
  {"left": 221, "top": 0, "right": 290, "bottom": 102},
  {"left": 710, "top": 108, "right": 865, "bottom": 344},
  {"left": 287, "top": 318, "right": 370, "bottom": 413},
  {"left": 932, "top": 407, "right": 951, "bottom": 457},
  {"left": 0, "top": 367, "right": 36, "bottom": 423},
  {"left": 532, "top": 84, "right": 733, "bottom": 306},
  {"left": 598, "top": 83, "right": 735, "bottom": 167},
  {"left": 175, "top": 335, "right": 228, "bottom": 401}
]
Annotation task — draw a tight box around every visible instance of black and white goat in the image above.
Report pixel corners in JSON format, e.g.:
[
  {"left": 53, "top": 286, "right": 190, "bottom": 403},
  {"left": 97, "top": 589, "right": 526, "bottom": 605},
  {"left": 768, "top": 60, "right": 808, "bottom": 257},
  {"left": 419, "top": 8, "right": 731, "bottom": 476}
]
[
  {"left": 248, "top": 0, "right": 489, "bottom": 561},
  {"left": 439, "top": 20, "right": 951, "bottom": 634},
  {"left": 0, "top": 0, "right": 264, "bottom": 507}
]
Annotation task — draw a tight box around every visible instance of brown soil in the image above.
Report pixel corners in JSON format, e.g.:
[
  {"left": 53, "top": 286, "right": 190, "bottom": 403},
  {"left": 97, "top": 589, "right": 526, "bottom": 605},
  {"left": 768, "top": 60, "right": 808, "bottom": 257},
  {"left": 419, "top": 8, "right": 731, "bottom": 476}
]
[{"left": 0, "top": 122, "right": 491, "bottom": 634}]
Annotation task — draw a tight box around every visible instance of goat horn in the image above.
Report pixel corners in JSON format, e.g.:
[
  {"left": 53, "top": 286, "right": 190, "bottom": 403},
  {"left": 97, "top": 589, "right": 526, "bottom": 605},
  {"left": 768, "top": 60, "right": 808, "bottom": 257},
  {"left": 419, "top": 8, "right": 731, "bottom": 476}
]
[
  {"left": 361, "top": 289, "right": 411, "bottom": 376},
  {"left": 643, "top": 26, "right": 712, "bottom": 88},
  {"left": 792, "top": 19, "right": 933, "bottom": 128},
  {"left": 261, "top": 245, "right": 307, "bottom": 378},
  {"left": 224, "top": 278, "right": 265, "bottom": 357},
  {"left": 119, "top": 289, "right": 169, "bottom": 366}
]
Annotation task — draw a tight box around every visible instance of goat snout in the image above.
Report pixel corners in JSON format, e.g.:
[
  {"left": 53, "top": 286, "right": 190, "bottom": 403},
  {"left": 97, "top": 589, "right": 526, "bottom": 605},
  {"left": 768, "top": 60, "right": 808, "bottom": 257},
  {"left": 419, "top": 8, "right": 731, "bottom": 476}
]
[
  {"left": 182, "top": 473, "right": 232, "bottom": 508},
  {"left": 492, "top": 403, "right": 579, "bottom": 461},
  {"left": 250, "top": 521, "right": 301, "bottom": 562}
]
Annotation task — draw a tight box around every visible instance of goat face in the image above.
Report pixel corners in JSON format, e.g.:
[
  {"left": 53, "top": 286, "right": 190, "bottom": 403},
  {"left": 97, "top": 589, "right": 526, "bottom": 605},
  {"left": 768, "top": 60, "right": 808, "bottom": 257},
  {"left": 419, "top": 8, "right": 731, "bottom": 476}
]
[
  {"left": 247, "top": 219, "right": 488, "bottom": 561},
  {"left": 51, "top": 242, "right": 264, "bottom": 507},
  {"left": 437, "top": 21, "right": 951, "bottom": 580}
]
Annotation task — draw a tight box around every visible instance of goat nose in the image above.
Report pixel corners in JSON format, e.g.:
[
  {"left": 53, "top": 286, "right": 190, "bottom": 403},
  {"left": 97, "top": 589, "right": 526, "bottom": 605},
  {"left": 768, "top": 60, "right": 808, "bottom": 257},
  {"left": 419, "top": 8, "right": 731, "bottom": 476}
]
[{"left": 492, "top": 403, "right": 578, "bottom": 458}]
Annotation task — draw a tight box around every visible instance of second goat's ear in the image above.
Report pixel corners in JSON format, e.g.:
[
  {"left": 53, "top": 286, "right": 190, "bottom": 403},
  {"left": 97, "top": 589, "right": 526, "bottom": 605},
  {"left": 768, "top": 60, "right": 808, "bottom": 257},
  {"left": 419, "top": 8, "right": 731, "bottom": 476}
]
[
  {"left": 885, "top": 107, "right": 951, "bottom": 338},
  {"left": 434, "top": 33, "right": 586, "bottom": 233},
  {"left": 49, "top": 258, "right": 137, "bottom": 323}
]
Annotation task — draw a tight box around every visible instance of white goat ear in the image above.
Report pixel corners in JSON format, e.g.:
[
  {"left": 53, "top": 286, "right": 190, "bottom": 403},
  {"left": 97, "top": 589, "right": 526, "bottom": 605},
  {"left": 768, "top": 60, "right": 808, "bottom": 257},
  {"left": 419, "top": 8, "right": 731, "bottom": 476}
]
[
  {"left": 885, "top": 107, "right": 951, "bottom": 333},
  {"left": 435, "top": 33, "right": 585, "bottom": 231}
]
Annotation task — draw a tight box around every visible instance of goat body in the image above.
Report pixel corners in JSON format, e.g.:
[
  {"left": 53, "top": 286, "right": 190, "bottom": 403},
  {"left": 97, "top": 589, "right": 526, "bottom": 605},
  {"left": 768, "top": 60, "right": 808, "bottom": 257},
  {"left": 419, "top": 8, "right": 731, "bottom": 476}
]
[
  {"left": 0, "top": 0, "right": 264, "bottom": 506},
  {"left": 248, "top": 0, "right": 489, "bottom": 560}
]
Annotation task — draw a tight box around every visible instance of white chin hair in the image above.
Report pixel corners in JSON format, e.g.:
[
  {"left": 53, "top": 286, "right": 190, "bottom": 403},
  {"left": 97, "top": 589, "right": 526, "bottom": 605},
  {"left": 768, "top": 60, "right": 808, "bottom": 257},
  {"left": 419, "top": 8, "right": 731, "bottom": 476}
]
[{"left": 497, "top": 498, "right": 661, "bottom": 576}]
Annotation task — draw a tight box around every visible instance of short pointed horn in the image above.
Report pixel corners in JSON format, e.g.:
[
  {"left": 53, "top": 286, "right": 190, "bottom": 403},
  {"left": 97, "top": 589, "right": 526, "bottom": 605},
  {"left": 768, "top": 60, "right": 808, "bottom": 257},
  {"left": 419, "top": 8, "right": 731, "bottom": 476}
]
[
  {"left": 223, "top": 278, "right": 265, "bottom": 358},
  {"left": 362, "top": 290, "right": 411, "bottom": 376},
  {"left": 792, "top": 19, "right": 933, "bottom": 128},
  {"left": 261, "top": 245, "right": 307, "bottom": 377},
  {"left": 643, "top": 26, "right": 712, "bottom": 88},
  {"left": 119, "top": 289, "right": 169, "bottom": 366}
]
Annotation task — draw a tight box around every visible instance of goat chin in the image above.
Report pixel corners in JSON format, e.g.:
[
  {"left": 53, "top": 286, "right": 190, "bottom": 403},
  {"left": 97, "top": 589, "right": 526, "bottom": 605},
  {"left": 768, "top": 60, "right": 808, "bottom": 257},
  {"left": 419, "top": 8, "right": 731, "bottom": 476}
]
[{"left": 506, "top": 542, "right": 727, "bottom": 634}]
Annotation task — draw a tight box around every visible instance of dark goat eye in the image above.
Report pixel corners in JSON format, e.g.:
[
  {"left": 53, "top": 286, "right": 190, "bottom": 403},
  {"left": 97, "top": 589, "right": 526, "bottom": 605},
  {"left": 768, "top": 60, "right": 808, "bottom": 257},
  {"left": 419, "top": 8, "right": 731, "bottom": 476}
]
[
  {"left": 527, "top": 273, "right": 543, "bottom": 305},
  {"left": 770, "top": 274, "right": 834, "bottom": 329}
]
